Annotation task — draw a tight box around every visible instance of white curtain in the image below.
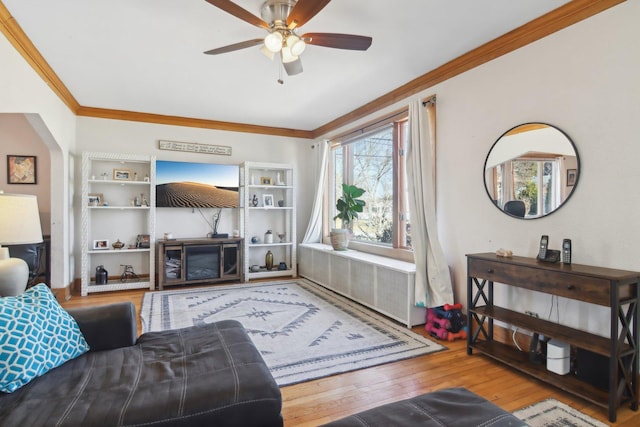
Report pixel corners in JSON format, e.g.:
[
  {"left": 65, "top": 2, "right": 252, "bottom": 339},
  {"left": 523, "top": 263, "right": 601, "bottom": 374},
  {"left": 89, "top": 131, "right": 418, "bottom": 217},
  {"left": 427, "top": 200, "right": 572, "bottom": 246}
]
[
  {"left": 407, "top": 98, "right": 454, "bottom": 308},
  {"left": 302, "top": 140, "right": 329, "bottom": 243}
]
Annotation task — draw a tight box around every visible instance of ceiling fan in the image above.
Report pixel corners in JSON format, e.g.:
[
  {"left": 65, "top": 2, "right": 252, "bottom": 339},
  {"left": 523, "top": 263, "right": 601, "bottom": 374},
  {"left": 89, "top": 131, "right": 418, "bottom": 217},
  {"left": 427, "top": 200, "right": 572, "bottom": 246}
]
[{"left": 204, "top": 0, "right": 373, "bottom": 77}]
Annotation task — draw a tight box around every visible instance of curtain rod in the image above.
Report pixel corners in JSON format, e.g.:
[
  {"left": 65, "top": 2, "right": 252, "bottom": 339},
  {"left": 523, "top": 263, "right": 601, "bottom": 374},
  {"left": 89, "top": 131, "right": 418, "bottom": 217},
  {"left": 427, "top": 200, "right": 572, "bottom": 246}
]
[{"left": 422, "top": 95, "right": 437, "bottom": 106}]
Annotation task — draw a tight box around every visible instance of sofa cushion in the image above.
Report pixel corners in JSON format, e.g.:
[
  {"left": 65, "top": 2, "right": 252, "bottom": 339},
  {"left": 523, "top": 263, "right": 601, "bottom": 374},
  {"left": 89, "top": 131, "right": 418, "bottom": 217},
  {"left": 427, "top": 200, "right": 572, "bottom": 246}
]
[
  {"left": 0, "top": 284, "right": 89, "bottom": 393},
  {"left": 321, "top": 387, "right": 525, "bottom": 426},
  {"left": 0, "top": 319, "right": 282, "bottom": 427}
]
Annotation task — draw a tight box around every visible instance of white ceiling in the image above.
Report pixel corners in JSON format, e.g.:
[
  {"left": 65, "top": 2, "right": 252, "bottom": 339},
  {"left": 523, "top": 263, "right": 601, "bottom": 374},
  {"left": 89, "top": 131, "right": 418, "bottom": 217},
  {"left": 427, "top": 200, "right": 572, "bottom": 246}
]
[{"left": 4, "top": 0, "right": 569, "bottom": 131}]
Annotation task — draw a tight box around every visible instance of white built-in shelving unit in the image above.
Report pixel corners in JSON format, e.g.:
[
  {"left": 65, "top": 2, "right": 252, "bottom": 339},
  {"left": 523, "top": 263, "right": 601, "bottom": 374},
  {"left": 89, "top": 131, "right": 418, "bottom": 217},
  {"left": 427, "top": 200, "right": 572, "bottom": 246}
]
[
  {"left": 239, "top": 162, "right": 296, "bottom": 281},
  {"left": 80, "top": 152, "right": 156, "bottom": 296}
]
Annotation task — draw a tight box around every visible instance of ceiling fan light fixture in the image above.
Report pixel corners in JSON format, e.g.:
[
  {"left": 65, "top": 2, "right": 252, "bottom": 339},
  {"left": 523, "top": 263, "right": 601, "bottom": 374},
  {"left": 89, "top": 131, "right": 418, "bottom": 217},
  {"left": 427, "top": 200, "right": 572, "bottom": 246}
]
[
  {"left": 280, "top": 46, "right": 298, "bottom": 63},
  {"left": 264, "top": 31, "right": 283, "bottom": 52},
  {"left": 260, "top": 45, "right": 276, "bottom": 60},
  {"left": 286, "top": 34, "right": 306, "bottom": 56}
]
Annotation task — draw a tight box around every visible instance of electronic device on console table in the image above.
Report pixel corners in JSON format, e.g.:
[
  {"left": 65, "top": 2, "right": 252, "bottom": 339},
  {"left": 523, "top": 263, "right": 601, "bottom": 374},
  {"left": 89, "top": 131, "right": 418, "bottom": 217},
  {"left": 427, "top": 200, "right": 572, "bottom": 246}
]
[{"left": 466, "top": 252, "right": 639, "bottom": 423}]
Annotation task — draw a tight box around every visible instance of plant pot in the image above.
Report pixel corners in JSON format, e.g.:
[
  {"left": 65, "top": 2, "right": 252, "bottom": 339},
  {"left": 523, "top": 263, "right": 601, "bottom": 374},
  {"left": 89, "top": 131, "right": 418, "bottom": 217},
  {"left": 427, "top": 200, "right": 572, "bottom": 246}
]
[{"left": 330, "top": 228, "right": 350, "bottom": 251}]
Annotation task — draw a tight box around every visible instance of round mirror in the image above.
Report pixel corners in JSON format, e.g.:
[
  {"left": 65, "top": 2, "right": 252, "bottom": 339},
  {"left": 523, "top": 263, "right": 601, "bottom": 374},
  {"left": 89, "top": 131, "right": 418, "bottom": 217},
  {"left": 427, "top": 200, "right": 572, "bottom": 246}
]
[{"left": 484, "top": 123, "right": 579, "bottom": 219}]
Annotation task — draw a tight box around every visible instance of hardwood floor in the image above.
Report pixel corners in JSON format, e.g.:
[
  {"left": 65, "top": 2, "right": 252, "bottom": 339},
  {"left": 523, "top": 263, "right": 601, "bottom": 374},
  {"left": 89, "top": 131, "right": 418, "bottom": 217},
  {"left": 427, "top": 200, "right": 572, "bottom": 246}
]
[{"left": 59, "top": 287, "right": 639, "bottom": 426}]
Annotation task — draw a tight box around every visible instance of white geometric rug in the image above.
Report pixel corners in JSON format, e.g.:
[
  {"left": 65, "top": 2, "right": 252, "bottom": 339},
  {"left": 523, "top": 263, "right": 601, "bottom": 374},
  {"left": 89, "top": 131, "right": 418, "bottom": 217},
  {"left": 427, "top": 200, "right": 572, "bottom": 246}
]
[
  {"left": 141, "top": 279, "right": 444, "bottom": 386},
  {"left": 514, "top": 399, "right": 609, "bottom": 427}
]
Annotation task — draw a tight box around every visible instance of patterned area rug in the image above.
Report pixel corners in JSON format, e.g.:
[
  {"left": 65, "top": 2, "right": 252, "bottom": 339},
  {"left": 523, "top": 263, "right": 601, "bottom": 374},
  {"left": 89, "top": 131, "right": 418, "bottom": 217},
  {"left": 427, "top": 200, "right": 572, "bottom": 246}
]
[
  {"left": 514, "top": 399, "right": 608, "bottom": 427},
  {"left": 141, "top": 279, "right": 444, "bottom": 386}
]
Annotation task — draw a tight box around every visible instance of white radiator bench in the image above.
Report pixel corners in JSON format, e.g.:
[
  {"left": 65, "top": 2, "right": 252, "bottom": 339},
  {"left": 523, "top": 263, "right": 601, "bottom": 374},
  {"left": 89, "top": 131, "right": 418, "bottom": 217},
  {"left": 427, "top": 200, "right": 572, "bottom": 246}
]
[{"left": 298, "top": 243, "right": 425, "bottom": 327}]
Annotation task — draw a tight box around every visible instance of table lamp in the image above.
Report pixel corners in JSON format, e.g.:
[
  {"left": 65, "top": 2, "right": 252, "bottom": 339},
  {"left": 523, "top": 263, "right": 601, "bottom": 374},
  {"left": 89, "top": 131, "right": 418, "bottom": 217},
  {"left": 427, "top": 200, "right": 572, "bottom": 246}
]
[{"left": 0, "top": 192, "right": 43, "bottom": 296}]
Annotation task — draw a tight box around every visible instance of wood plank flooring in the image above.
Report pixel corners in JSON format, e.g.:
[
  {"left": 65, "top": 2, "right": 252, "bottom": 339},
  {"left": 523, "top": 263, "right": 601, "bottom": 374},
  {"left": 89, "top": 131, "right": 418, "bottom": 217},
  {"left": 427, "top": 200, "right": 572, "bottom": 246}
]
[{"left": 59, "top": 287, "right": 639, "bottom": 426}]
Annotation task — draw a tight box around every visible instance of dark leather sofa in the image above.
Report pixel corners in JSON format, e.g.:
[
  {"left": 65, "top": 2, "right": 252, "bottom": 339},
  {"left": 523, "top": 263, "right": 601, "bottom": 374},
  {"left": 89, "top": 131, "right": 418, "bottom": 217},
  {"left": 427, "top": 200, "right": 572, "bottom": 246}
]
[{"left": 0, "top": 302, "right": 283, "bottom": 427}]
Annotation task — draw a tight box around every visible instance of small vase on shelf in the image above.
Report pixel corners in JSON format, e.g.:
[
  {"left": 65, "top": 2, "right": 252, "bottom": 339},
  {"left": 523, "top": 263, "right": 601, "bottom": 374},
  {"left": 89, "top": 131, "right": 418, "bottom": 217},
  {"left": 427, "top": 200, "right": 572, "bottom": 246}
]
[{"left": 265, "top": 250, "right": 274, "bottom": 270}]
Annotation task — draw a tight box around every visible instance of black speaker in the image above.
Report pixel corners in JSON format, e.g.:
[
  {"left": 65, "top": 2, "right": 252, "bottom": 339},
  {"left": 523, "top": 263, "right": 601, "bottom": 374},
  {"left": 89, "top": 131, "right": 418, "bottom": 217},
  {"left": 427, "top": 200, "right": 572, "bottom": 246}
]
[{"left": 576, "top": 348, "right": 609, "bottom": 390}]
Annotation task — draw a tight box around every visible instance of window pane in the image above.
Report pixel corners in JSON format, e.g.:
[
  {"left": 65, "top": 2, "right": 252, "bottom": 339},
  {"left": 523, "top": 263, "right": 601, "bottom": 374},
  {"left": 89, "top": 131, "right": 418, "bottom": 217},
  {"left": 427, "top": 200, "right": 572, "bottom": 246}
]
[
  {"left": 329, "top": 112, "right": 411, "bottom": 253},
  {"left": 332, "top": 126, "right": 395, "bottom": 245},
  {"left": 513, "top": 161, "right": 538, "bottom": 216}
]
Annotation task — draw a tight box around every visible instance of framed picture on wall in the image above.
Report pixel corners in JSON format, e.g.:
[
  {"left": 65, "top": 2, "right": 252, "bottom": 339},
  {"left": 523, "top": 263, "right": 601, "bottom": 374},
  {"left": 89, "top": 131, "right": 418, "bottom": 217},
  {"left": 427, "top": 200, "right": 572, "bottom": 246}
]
[
  {"left": 7, "top": 155, "right": 37, "bottom": 184},
  {"left": 567, "top": 169, "right": 577, "bottom": 186}
]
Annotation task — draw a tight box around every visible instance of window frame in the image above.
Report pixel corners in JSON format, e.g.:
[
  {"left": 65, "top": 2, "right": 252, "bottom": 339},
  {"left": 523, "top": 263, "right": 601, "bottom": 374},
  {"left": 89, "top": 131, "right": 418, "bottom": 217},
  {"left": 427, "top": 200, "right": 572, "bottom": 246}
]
[{"left": 324, "top": 109, "right": 413, "bottom": 261}]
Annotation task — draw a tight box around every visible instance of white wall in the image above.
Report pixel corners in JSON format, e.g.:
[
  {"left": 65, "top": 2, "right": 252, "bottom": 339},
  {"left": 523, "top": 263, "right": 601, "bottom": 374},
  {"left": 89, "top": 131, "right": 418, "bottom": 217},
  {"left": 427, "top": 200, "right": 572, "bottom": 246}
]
[
  {"left": 74, "top": 117, "right": 315, "bottom": 278},
  {"left": 0, "top": 33, "right": 77, "bottom": 288},
  {"left": 318, "top": 1, "right": 640, "bottom": 335},
  {"left": 436, "top": 0, "right": 639, "bottom": 334}
]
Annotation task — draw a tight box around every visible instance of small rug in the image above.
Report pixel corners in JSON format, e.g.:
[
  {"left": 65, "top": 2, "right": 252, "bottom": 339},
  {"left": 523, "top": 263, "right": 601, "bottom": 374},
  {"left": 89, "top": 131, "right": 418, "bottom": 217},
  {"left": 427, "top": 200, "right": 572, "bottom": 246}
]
[
  {"left": 514, "top": 399, "right": 608, "bottom": 427},
  {"left": 141, "top": 279, "right": 444, "bottom": 386}
]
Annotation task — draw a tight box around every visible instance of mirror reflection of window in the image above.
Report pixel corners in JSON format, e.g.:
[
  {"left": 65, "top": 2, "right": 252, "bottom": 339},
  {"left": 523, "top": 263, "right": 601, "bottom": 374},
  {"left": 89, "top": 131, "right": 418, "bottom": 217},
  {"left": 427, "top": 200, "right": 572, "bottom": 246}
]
[{"left": 484, "top": 123, "right": 579, "bottom": 219}]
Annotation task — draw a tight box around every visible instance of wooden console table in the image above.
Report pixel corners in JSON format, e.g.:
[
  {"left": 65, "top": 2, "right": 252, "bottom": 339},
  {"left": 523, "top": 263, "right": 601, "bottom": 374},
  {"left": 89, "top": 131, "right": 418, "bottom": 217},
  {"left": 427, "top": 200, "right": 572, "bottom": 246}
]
[
  {"left": 466, "top": 253, "right": 639, "bottom": 422},
  {"left": 156, "top": 238, "right": 243, "bottom": 290}
]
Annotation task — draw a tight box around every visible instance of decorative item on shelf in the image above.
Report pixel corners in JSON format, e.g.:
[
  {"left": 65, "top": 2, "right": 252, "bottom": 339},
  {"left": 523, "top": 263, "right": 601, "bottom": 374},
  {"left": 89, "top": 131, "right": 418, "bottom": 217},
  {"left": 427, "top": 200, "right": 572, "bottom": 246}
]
[
  {"left": 101, "top": 172, "right": 108, "bottom": 180},
  {"left": 232, "top": 229, "right": 239, "bottom": 237},
  {"left": 144, "top": 174, "right": 150, "bottom": 182},
  {"left": 93, "top": 239, "right": 109, "bottom": 250},
  {"left": 278, "top": 262, "right": 287, "bottom": 271},
  {"left": 136, "top": 234, "right": 150, "bottom": 248},
  {"left": 133, "top": 194, "right": 142, "bottom": 207},
  {"left": 95, "top": 265, "right": 108, "bottom": 285},
  {"left": 133, "top": 172, "right": 138, "bottom": 181},
  {"left": 276, "top": 172, "right": 284, "bottom": 186},
  {"left": 331, "top": 183, "right": 366, "bottom": 251},
  {"left": 141, "top": 193, "right": 149, "bottom": 207},
  {"left": 251, "top": 236, "right": 260, "bottom": 244},
  {"left": 260, "top": 177, "right": 272, "bottom": 185},
  {"left": 265, "top": 250, "right": 274, "bottom": 270},
  {"left": 112, "top": 239, "right": 125, "bottom": 250},
  {"left": 278, "top": 232, "right": 285, "bottom": 243},
  {"left": 251, "top": 194, "right": 259, "bottom": 207},
  {"left": 88, "top": 193, "right": 103, "bottom": 206},
  {"left": 113, "top": 168, "right": 132, "bottom": 181},
  {"left": 164, "top": 232, "right": 173, "bottom": 240},
  {"left": 250, "top": 264, "right": 260, "bottom": 272},
  {"left": 119, "top": 264, "right": 139, "bottom": 282},
  {"left": 263, "top": 194, "right": 274, "bottom": 207},
  {"left": 277, "top": 199, "right": 284, "bottom": 207},
  {"left": 264, "top": 229, "right": 273, "bottom": 244}
]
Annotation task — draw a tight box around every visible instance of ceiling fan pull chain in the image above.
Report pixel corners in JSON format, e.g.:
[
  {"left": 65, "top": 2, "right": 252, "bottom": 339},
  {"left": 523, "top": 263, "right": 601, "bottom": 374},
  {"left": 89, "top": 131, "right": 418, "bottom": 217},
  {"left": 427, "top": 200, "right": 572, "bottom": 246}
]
[{"left": 277, "top": 60, "right": 284, "bottom": 85}]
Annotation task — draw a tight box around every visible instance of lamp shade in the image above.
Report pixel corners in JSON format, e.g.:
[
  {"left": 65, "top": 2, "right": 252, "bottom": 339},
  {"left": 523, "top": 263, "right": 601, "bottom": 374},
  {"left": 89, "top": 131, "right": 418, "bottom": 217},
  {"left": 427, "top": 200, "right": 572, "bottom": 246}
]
[
  {"left": 264, "top": 31, "right": 283, "bottom": 53},
  {"left": 0, "top": 193, "right": 43, "bottom": 245}
]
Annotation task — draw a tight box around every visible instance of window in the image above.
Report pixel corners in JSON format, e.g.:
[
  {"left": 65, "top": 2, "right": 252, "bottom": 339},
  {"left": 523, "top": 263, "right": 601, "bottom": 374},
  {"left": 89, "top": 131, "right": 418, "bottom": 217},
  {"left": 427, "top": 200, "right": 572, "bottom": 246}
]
[
  {"left": 328, "top": 111, "right": 410, "bottom": 253},
  {"left": 505, "top": 158, "right": 560, "bottom": 218}
]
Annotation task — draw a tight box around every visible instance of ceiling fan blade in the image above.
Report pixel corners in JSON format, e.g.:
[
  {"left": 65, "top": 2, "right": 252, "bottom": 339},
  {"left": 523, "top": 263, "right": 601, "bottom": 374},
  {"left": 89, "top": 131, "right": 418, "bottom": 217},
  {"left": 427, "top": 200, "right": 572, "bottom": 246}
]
[
  {"left": 287, "top": 0, "right": 331, "bottom": 29},
  {"left": 283, "top": 57, "right": 303, "bottom": 76},
  {"left": 204, "top": 39, "right": 263, "bottom": 55},
  {"left": 302, "top": 33, "right": 372, "bottom": 50},
  {"left": 205, "top": 0, "right": 269, "bottom": 29}
]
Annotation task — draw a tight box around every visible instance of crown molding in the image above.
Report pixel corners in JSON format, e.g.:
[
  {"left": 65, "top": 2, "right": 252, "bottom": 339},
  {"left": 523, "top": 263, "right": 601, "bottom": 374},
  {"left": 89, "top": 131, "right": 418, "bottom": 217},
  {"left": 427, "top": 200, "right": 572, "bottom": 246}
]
[
  {"left": 311, "top": 0, "right": 625, "bottom": 138},
  {"left": 76, "top": 106, "right": 314, "bottom": 139},
  {"left": 0, "top": 2, "right": 80, "bottom": 112},
  {"left": 1, "top": 0, "right": 625, "bottom": 140}
]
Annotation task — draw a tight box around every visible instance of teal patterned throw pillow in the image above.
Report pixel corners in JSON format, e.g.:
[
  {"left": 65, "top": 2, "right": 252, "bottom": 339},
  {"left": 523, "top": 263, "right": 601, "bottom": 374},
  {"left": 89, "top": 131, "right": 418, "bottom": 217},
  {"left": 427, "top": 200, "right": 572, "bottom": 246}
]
[{"left": 0, "top": 284, "right": 89, "bottom": 393}]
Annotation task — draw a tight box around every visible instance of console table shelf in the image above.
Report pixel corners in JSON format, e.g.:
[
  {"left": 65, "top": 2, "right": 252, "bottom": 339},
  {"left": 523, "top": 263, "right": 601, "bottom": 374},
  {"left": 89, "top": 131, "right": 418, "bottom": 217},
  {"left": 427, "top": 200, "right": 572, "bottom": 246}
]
[{"left": 466, "top": 253, "right": 639, "bottom": 422}]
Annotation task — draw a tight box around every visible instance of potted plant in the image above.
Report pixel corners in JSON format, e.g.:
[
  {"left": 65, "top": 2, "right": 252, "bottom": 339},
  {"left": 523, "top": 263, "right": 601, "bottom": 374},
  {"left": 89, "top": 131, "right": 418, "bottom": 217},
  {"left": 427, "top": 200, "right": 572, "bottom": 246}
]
[{"left": 330, "top": 183, "right": 366, "bottom": 250}]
